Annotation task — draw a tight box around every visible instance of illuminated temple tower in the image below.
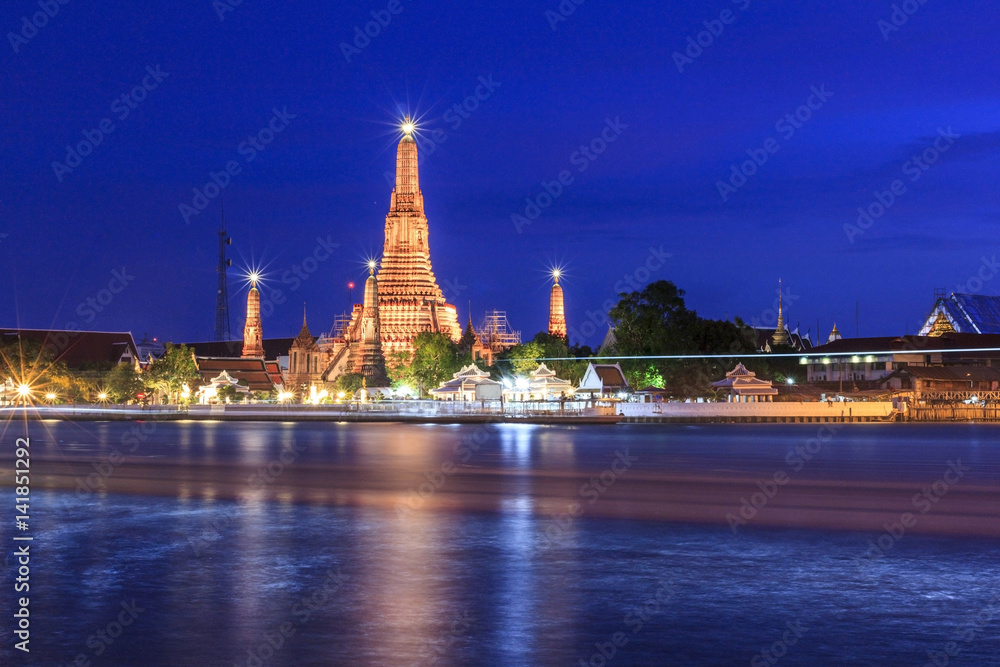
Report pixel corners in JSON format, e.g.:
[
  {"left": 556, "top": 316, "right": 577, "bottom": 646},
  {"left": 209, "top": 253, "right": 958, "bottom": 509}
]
[
  {"left": 548, "top": 269, "right": 567, "bottom": 339},
  {"left": 353, "top": 262, "right": 390, "bottom": 385},
  {"left": 241, "top": 278, "right": 264, "bottom": 358},
  {"left": 323, "top": 119, "right": 460, "bottom": 381},
  {"left": 370, "top": 118, "right": 461, "bottom": 356}
]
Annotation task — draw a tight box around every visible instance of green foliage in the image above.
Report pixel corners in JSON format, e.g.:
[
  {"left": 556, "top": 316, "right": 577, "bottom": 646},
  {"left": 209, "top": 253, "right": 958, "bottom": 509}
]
[
  {"left": 0, "top": 337, "right": 86, "bottom": 400},
  {"left": 148, "top": 344, "right": 201, "bottom": 403},
  {"left": 609, "top": 280, "right": 762, "bottom": 397},
  {"left": 334, "top": 372, "right": 364, "bottom": 396},
  {"left": 499, "top": 332, "right": 587, "bottom": 384},
  {"left": 103, "top": 363, "right": 146, "bottom": 403},
  {"left": 409, "top": 332, "right": 463, "bottom": 395}
]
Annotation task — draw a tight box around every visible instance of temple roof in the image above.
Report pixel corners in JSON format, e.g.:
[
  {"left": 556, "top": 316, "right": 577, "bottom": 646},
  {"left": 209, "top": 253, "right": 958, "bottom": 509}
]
[
  {"left": 0, "top": 329, "right": 138, "bottom": 370},
  {"left": 919, "top": 293, "right": 1000, "bottom": 335}
]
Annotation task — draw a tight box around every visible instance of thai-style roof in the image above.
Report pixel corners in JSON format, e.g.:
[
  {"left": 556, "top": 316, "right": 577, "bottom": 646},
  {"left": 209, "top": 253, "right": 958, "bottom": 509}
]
[
  {"left": 919, "top": 293, "right": 1000, "bottom": 335},
  {"left": 195, "top": 356, "right": 279, "bottom": 391},
  {"left": 725, "top": 363, "right": 755, "bottom": 378},
  {"left": 578, "top": 362, "right": 629, "bottom": 393},
  {"left": 530, "top": 363, "right": 557, "bottom": 379},
  {"left": 429, "top": 364, "right": 501, "bottom": 396},
  {"left": 712, "top": 363, "right": 777, "bottom": 395},
  {"left": 0, "top": 329, "right": 138, "bottom": 370},
  {"left": 184, "top": 337, "right": 296, "bottom": 359}
]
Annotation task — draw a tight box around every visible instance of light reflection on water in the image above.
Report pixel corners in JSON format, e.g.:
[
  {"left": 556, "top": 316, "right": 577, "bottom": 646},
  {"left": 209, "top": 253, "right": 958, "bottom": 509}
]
[
  {"left": 2, "top": 488, "right": 998, "bottom": 666},
  {"left": 2, "top": 422, "right": 1000, "bottom": 665}
]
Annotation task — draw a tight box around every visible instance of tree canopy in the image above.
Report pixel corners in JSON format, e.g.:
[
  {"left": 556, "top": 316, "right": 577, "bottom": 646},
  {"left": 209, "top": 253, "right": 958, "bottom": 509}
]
[
  {"left": 147, "top": 344, "right": 200, "bottom": 402},
  {"left": 607, "top": 280, "right": 761, "bottom": 395}
]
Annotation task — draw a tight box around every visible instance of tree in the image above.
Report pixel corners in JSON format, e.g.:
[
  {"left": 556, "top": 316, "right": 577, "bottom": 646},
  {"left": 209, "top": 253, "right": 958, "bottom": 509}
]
[
  {"left": 334, "top": 372, "right": 364, "bottom": 397},
  {"left": 0, "top": 337, "right": 85, "bottom": 401},
  {"left": 103, "top": 363, "right": 146, "bottom": 403},
  {"left": 609, "top": 280, "right": 760, "bottom": 397},
  {"left": 148, "top": 344, "right": 201, "bottom": 403},
  {"left": 409, "top": 332, "right": 462, "bottom": 395},
  {"left": 507, "top": 341, "right": 544, "bottom": 375}
]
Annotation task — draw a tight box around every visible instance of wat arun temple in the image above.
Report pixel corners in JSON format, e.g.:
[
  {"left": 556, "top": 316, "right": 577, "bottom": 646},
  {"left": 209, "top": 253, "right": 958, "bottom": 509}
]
[
  {"left": 321, "top": 121, "right": 464, "bottom": 385},
  {"left": 271, "top": 119, "right": 565, "bottom": 390}
]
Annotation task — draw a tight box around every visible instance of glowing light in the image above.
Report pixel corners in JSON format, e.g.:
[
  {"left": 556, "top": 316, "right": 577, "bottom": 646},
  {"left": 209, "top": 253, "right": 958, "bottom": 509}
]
[
  {"left": 45, "top": 393, "right": 56, "bottom": 400},
  {"left": 401, "top": 116, "right": 415, "bottom": 135},
  {"left": 786, "top": 378, "right": 795, "bottom": 385},
  {"left": 337, "top": 391, "right": 346, "bottom": 399},
  {"left": 515, "top": 377, "right": 528, "bottom": 390},
  {"left": 248, "top": 271, "right": 261, "bottom": 286},
  {"left": 17, "top": 384, "right": 31, "bottom": 398},
  {"left": 98, "top": 392, "right": 108, "bottom": 401},
  {"left": 799, "top": 357, "right": 808, "bottom": 365},
  {"left": 552, "top": 268, "right": 561, "bottom": 283},
  {"left": 850, "top": 356, "right": 860, "bottom": 363}
]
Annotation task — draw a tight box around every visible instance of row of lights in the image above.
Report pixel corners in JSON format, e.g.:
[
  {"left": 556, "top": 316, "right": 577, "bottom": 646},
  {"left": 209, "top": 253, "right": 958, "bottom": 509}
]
[{"left": 800, "top": 355, "right": 877, "bottom": 365}]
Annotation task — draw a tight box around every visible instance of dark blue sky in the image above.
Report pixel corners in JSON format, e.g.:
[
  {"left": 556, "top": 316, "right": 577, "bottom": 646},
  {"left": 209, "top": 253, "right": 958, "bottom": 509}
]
[{"left": 2, "top": 0, "right": 998, "bottom": 347}]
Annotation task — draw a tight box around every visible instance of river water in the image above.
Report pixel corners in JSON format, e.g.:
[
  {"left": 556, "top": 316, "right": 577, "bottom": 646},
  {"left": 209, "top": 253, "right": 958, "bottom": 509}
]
[{"left": 1, "top": 421, "right": 999, "bottom": 665}]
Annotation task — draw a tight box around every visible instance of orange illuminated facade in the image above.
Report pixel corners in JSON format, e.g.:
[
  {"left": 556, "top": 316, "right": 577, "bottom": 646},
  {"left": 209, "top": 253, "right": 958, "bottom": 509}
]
[{"left": 241, "top": 282, "right": 264, "bottom": 358}]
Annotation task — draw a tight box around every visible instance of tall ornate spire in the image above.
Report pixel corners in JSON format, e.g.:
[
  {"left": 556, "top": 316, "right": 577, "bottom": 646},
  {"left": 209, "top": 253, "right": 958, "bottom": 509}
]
[
  {"left": 355, "top": 260, "right": 389, "bottom": 385},
  {"left": 367, "top": 118, "right": 461, "bottom": 357},
  {"left": 771, "top": 278, "right": 790, "bottom": 348},
  {"left": 548, "top": 269, "right": 567, "bottom": 339},
  {"left": 242, "top": 276, "right": 264, "bottom": 358}
]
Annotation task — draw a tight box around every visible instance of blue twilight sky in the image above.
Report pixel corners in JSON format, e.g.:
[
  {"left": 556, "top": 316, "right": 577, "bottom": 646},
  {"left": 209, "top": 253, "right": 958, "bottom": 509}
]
[{"left": 1, "top": 0, "right": 998, "bottom": 347}]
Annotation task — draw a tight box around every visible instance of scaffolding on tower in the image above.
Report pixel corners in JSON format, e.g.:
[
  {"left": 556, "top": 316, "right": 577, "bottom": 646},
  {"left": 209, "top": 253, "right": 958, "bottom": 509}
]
[
  {"left": 329, "top": 311, "right": 354, "bottom": 341},
  {"left": 478, "top": 310, "right": 521, "bottom": 354}
]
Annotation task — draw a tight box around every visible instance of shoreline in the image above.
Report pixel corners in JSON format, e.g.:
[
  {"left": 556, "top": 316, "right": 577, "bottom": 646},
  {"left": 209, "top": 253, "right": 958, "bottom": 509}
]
[{"left": 3, "top": 405, "right": 1000, "bottom": 424}]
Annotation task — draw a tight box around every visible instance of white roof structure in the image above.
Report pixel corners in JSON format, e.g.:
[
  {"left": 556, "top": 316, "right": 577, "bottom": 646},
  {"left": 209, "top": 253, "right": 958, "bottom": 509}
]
[
  {"left": 711, "top": 363, "right": 778, "bottom": 399},
  {"left": 429, "top": 364, "right": 502, "bottom": 400}
]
